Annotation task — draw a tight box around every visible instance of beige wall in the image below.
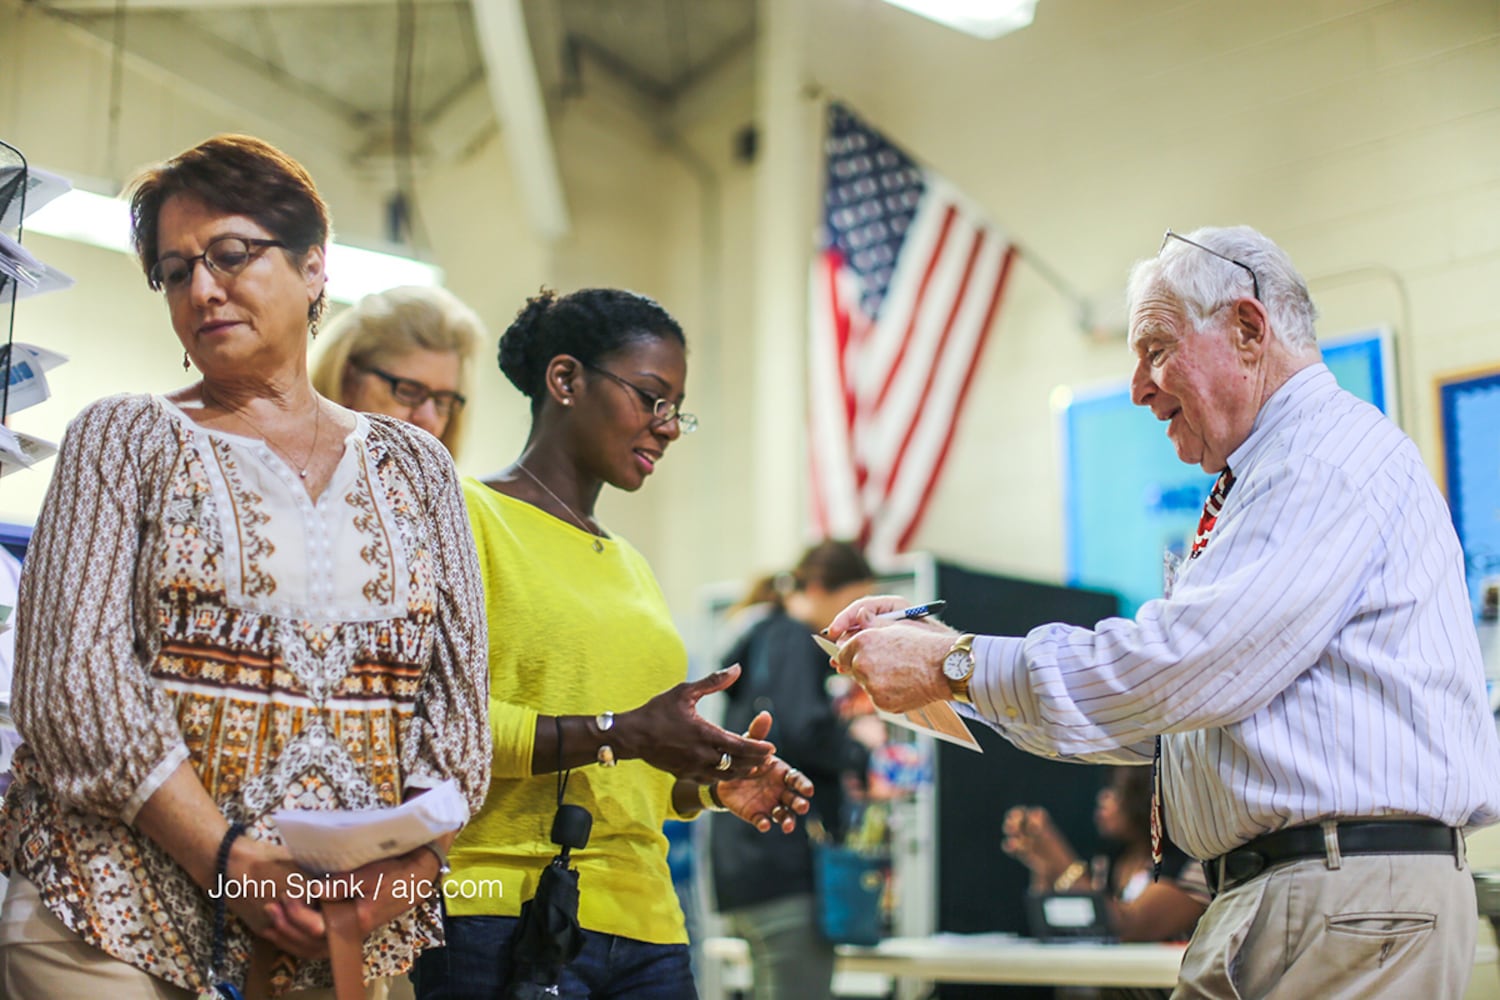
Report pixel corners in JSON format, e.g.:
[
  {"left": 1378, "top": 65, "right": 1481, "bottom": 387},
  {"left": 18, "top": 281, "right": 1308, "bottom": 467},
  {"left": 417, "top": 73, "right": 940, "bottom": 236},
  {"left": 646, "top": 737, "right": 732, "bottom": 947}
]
[
  {"left": 767, "top": 0, "right": 1500, "bottom": 593},
  {"left": 3, "top": 0, "right": 1499, "bottom": 633}
]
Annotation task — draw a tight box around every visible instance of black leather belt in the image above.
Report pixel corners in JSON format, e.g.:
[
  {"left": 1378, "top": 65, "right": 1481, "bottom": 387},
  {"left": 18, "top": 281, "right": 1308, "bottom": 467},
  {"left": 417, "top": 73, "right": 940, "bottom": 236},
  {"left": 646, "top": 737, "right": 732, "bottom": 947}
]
[{"left": 1206, "top": 820, "right": 1460, "bottom": 897}]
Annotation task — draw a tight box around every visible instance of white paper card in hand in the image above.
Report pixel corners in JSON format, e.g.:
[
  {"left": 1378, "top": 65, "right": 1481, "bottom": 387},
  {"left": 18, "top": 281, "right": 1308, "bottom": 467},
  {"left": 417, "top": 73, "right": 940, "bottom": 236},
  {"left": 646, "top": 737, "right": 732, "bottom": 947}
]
[
  {"left": 273, "top": 779, "right": 468, "bottom": 873},
  {"left": 809, "top": 632, "right": 982, "bottom": 751}
]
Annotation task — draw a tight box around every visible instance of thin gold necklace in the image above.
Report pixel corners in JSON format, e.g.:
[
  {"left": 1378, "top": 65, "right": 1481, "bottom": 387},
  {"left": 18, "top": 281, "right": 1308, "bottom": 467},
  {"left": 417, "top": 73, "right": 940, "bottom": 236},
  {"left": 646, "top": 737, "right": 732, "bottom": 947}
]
[
  {"left": 515, "top": 461, "right": 606, "bottom": 554},
  {"left": 207, "top": 388, "right": 323, "bottom": 479}
]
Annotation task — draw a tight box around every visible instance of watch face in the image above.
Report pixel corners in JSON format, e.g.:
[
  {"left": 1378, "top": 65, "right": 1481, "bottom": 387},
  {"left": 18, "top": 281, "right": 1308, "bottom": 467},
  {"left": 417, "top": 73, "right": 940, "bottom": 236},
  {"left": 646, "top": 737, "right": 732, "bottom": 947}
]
[{"left": 943, "top": 650, "right": 972, "bottom": 681}]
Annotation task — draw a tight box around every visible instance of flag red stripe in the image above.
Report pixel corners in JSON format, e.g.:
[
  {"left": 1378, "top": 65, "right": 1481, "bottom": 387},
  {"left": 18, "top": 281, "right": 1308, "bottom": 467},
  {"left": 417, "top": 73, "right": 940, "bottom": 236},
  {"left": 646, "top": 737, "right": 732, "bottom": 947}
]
[
  {"left": 896, "top": 244, "right": 1017, "bottom": 552},
  {"left": 880, "top": 226, "right": 989, "bottom": 509},
  {"left": 827, "top": 252, "right": 874, "bottom": 495},
  {"left": 874, "top": 203, "right": 958, "bottom": 413},
  {"left": 824, "top": 250, "right": 857, "bottom": 436},
  {"left": 811, "top": 249, "right": 868, "bottom": 540}
]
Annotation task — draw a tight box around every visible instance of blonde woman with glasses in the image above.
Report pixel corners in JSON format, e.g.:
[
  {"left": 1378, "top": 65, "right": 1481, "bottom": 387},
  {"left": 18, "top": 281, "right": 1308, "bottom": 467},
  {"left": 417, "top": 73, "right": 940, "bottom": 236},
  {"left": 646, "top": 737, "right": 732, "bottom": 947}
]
[{"left": 312, "top": 285, "right": 483, "bottom": 458}]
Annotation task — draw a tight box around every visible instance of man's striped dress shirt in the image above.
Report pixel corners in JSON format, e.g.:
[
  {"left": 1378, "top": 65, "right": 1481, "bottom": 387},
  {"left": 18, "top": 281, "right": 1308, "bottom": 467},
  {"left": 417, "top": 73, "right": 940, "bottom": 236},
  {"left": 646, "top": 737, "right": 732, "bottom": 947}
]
[{"left": 968, "top": 364, "right": 1500, "bottom": 859}]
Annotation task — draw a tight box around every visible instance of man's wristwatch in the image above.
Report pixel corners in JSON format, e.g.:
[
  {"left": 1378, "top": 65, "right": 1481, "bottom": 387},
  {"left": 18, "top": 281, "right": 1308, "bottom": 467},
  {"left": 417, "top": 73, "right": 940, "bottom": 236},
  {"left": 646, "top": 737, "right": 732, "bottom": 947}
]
[{"left": 942, "top": 634, "right": 976, "bottom": 703}]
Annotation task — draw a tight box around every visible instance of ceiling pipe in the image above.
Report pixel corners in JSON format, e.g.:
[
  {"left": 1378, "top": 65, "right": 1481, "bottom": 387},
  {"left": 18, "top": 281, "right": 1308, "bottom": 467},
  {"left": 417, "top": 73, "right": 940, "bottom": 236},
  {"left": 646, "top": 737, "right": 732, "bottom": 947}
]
[{"left": 470, "top": 0, "right": 571, "bottom": 242}]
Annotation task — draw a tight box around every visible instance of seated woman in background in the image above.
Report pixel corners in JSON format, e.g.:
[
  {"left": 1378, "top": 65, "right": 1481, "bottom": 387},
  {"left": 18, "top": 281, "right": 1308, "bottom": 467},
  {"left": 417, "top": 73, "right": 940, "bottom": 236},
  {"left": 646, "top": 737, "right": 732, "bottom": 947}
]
[
  {"left": 710, "top": 540, "right": 879, "bottom": 1000},
  {"left": 0, "top": 134, "right": 489, "bottom": 998},
  {"left": 414, "top": 287, "right": 815, "bottom": 1000},
  {"left": 1003, "top": 766, "right": 1207, "bottom": 944},
  {"left": 312, "top": 284, "right": 482, "bottom": 456}
]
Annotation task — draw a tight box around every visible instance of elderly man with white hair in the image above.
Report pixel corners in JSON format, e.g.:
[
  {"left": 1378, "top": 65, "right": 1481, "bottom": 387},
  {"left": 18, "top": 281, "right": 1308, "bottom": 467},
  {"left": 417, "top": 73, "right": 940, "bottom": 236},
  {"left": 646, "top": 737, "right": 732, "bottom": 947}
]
[{"left": 828, "top": 225, "right": 1500, "bottom": 998}]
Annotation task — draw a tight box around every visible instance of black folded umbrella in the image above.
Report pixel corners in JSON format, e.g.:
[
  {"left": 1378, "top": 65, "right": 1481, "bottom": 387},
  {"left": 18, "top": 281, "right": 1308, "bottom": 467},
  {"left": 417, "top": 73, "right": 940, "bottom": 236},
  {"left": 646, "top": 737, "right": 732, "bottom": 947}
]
[{"left": 504, "top": 804, "right": 592, "bottom": 999}]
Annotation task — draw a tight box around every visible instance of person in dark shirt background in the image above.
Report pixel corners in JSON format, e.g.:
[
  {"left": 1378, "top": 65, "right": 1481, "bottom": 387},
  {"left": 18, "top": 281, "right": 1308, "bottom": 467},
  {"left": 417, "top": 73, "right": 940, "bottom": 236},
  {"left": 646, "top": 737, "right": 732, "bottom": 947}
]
[{"left": 710, "top": 541, "right": 878, "bottom": 1000}]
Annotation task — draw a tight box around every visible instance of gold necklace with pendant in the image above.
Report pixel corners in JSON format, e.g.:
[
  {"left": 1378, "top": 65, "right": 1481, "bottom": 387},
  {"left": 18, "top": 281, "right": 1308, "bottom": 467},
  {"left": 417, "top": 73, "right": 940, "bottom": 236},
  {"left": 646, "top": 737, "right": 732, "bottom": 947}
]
[{"left": 515, "top": 462, "right": 606, "bottom": 554}]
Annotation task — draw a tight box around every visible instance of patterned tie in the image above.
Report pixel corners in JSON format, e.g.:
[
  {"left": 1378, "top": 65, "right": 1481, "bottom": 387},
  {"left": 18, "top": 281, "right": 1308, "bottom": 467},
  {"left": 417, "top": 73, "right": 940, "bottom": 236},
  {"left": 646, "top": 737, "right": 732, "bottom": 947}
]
[{"left": 1152, "top": 467, "right": 1236, "bottom": 879}]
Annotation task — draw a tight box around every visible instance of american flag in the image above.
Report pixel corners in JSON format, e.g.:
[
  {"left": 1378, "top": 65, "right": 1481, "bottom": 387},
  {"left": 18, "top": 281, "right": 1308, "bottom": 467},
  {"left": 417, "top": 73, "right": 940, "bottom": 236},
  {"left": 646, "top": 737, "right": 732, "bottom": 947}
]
[{"left": 808, "top": 103, "right": 1017, "bottom": 559}]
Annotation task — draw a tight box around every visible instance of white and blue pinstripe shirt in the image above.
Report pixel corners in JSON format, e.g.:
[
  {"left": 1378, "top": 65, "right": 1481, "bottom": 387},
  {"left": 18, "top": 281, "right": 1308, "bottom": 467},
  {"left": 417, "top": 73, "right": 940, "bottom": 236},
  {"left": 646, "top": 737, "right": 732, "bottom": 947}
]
[{"left": 970, "top": 364, "right": 1500, "bottom": 860}]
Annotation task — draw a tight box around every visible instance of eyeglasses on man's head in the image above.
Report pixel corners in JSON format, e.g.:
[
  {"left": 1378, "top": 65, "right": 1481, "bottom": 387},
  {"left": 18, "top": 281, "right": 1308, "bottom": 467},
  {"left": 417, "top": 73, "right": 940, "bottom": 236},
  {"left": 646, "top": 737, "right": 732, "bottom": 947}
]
[
  {"left": 1160, "top": 229, "right": 1261, "bottom": 303},
  {"left": 149, "top": 235, "right": 287, "bottom": 293},
  {"left": 359, "top": 365, "right": 467, "bottom": 417},
  {"left": 582, "top": 362, "right": 698, "bottom": 433}
]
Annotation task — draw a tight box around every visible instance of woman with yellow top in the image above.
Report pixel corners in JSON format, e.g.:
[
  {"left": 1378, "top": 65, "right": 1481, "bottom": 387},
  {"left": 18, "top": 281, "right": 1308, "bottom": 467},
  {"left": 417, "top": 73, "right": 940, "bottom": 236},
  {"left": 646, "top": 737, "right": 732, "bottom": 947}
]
[{"left": 414, "top": 287, "right": 814, "bottom": 1000}]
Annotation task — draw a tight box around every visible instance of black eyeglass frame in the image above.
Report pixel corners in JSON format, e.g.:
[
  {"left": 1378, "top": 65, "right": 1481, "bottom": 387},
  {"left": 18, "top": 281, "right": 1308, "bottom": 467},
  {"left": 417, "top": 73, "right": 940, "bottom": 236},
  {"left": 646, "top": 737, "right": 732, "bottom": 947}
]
[
  {"left": 1160, "top": 230, "right": 1261, "bottom": 303},
  {"left": 358, "top": 365, "right": 468, "bottom": 416},
  {"left": 148, "top": 235, "right": 288, "bottom": 293},
  {"left": 581, "top": 361, "right": 698, "bottom": 434}
]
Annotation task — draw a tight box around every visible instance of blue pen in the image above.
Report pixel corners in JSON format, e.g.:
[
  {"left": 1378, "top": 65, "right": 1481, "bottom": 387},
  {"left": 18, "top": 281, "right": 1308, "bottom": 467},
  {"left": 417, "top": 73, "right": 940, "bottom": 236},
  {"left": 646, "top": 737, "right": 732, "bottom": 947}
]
[
  {"left": 873, "top": 600, "right": 946, "bottom": 621},
  {"left": 815, "top": 601, "right": 947, "bottom": 646}
]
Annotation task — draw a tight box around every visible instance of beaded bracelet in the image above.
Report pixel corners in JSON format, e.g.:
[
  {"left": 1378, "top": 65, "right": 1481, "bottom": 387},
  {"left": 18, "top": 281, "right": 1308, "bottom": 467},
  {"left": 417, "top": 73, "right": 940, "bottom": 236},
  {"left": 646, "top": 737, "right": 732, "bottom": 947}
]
[{"left": 210, "top": 822, "right": 247, "bottom": 997}]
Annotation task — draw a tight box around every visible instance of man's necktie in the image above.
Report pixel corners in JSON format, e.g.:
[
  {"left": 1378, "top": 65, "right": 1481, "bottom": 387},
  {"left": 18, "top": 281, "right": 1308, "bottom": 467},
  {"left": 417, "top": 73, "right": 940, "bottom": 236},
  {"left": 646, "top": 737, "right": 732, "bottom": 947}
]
[{"left": 1152, "top": 467, "right": 1236, "bottom": 878}]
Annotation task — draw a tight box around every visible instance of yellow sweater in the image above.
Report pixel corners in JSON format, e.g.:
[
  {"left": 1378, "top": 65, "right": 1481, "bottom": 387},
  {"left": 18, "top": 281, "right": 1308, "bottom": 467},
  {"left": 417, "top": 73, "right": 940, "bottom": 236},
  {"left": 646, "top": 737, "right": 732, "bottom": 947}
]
[{"left": 447, "top": 478, "right": 691, "bottom": 944}]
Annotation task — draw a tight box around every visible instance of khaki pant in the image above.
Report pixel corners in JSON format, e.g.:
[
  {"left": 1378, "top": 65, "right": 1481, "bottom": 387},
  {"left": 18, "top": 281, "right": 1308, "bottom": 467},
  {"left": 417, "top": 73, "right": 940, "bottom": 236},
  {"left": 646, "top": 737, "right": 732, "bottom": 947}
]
[
  {"left": 0, "top": 876, "right": 391, "bottom": 1000},
  {"left": 1175, "top": 852, "right": 1477, "bottom": 999},
  {"left": 724, "top": 893, "right": 835, "bottom": 1000}
]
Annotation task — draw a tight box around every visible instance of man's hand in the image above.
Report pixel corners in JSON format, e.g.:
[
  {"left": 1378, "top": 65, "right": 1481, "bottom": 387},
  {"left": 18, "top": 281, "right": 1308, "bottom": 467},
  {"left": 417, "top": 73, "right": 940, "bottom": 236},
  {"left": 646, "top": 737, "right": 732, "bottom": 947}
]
[
  {"left": 832, "top": 620, "right": 959, "bottom": 715},
  {"left": 824, "top": 594, "right": 919, "bottom": 640}
]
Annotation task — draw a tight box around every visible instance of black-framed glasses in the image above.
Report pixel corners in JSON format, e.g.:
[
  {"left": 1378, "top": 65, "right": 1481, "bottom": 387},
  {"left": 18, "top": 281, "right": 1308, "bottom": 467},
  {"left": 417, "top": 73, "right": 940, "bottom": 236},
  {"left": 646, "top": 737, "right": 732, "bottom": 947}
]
[
  {"left": 149, "top": 235, "right": 287, "bottom": 293},
  {"left": 582, "top": 362, "right": 698, "bottom": 434},
  {"left": 1160, "top": 230, "right": 1260, "bottom": 302},
  {"left": 358, "top": 365, "right": 467, "bottom": 417}
]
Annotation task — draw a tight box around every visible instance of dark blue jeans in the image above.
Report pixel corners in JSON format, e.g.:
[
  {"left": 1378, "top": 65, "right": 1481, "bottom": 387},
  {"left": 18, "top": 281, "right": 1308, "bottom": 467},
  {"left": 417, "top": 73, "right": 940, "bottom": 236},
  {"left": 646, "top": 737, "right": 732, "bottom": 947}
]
[{"left": 412, "top": 914, "right": 698, "bottom": 1000}]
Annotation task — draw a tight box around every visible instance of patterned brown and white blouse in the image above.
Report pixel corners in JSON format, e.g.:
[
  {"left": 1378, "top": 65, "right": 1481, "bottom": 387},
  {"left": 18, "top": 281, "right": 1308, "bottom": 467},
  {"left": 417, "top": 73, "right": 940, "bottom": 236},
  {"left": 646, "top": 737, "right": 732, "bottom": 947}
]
[{"left": 0, "top": 393, "right": 490, "bottom": 994}]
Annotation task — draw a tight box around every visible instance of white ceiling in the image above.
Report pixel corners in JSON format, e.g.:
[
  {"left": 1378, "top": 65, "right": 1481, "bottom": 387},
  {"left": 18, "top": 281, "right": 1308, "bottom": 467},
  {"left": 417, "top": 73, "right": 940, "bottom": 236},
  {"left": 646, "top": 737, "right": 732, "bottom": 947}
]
[{"left": 34, "top": 0, "right": 757, "bottom": 167}]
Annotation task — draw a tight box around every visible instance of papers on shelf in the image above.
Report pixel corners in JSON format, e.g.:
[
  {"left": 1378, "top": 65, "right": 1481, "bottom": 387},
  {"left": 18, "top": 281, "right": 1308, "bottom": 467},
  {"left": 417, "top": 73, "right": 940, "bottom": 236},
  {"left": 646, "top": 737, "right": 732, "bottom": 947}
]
[
  {"left": 0, "top": 230, "right": 45, "bottom": 289},
  {"left": 0, "top": 426, "right": 58, "bottom": 476},
  {"left": 811, "top": 632, "right": 982, "bottom": 751},
  {"left": 0, "top": 164, "right": 71, "bottom": 230},
  {"left": 10, "top": 260, "right": 74, "bottom": 299},
  {"left": 273, "top": 779, "right": 469, "bottom": 874},
  {"left": 1, "top": 343, "right": 68, "bottom": 414},
  {"left": 0, "top": 231, "right": 74, "bottom": 300},
  {"left": 0, "top": 363, "right": 63, "bottom": 467}
]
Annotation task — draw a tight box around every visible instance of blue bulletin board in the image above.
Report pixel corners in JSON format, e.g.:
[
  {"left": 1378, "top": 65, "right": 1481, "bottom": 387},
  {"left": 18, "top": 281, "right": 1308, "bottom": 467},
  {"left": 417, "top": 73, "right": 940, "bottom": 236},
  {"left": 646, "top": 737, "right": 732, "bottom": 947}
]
[
  {"left": 1438, "top": 366, "right": 1500, "bottom": 611},
  {"left": 1062, "top": 328, "right": 1395, "bottom": 615}
]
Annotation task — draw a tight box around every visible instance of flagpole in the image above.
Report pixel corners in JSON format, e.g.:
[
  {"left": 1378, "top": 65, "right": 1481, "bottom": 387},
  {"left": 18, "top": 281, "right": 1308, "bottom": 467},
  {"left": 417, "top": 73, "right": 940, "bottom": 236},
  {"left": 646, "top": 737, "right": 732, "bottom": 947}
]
[{"left": 1014, "top": 244, "right": 1097, "bottom": 335}]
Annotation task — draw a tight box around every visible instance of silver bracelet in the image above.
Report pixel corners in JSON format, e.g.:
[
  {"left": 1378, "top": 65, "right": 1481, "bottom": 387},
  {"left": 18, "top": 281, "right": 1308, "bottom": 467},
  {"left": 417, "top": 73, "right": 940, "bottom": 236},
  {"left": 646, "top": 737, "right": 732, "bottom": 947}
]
[
  {"left": 698, "top": 781, "right": 729, "bottom": 813},
  {"left": 417, "top": 840, "right": 451, "bottom": 876},
  {"left": 596, "top": 711, "right": 618, "bottom": 767}
]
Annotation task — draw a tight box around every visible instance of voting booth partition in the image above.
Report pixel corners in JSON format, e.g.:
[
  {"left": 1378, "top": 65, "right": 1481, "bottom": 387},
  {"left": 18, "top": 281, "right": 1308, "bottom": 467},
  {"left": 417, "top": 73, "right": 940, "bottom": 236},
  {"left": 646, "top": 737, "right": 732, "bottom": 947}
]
[{"left": 932, "top": 561, "right": 1121, "bottom": 1000}]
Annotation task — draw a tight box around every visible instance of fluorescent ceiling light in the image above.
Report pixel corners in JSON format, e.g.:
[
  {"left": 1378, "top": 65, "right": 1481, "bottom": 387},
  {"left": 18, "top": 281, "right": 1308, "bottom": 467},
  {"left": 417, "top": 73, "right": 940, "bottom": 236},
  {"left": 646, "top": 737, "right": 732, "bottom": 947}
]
[
  {"left": 880, "top": 0, "right": 1037, "bottom": 39},
  {"left": 322, "top": 243, "right": 443, "bottom": 304},
  {"left": 25, "top": 188, "right": 442, "bottom": 304}
]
